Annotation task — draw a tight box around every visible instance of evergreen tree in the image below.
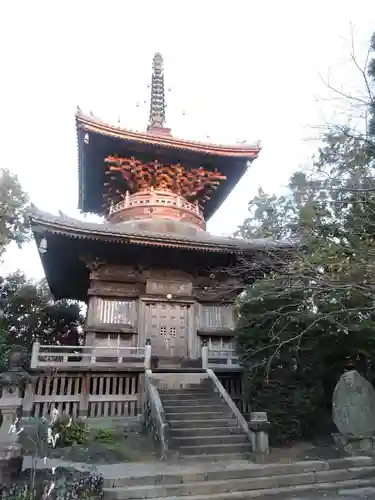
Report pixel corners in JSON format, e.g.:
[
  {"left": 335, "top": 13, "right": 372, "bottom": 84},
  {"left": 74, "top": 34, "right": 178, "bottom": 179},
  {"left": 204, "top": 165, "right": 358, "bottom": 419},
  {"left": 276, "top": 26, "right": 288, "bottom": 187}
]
[
  {"left": 0, "top": 271, "right": 84, "bottom": 365},
  {"left": 234, "top": 32, "right": 375, "bottom": 443},
  {"left": 0, "top": 171, "right": 84, "bottom": 366},
  {"left": 0, "top": 169, "right": 30, "bottom": 258}
]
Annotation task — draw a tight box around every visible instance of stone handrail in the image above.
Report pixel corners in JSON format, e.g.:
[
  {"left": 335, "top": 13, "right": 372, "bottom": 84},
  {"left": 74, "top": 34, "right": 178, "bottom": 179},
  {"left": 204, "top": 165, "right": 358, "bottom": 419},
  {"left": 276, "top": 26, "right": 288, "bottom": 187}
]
[
  {"left": 144, "top": 370, "right": 171, "bottom": 460},
  {"left": 206, "top": 368, "right": 253, "bottom": 445}
]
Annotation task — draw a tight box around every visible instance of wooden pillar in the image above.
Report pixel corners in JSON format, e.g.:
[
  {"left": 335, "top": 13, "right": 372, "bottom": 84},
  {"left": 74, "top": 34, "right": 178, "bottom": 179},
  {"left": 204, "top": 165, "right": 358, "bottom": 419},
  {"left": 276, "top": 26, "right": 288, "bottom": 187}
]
[
  {"left": 22, "top": 382, "right": 35, "bottom": 418},
  {"left": 201, "top": 344, "right": 208, "bottom": 369},
  {"left": 30, "top": 341, "right": 40, "bottom": 369},
  {"left": 144, "top": 340, "right": 152, "bottom": 370},
  {"left": 79, "top": 374, "right": 90, "bottom": 418},
  {"left": 191, "top": 303, "right": 201, "bottom": 358}
]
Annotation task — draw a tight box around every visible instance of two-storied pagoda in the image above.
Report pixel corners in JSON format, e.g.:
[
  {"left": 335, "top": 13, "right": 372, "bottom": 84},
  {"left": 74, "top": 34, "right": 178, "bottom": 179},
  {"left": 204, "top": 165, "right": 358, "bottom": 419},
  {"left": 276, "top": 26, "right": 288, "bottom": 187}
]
[{"left": 28, "top": 54, "right": 290, "bottom": 418}]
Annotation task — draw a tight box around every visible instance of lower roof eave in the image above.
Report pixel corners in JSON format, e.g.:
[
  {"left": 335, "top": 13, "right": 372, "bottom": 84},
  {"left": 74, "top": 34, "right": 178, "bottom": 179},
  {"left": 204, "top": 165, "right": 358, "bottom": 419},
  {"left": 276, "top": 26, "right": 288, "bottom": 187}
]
[{"left": 31, "top": 224, "right": 248, "bottom": 254}]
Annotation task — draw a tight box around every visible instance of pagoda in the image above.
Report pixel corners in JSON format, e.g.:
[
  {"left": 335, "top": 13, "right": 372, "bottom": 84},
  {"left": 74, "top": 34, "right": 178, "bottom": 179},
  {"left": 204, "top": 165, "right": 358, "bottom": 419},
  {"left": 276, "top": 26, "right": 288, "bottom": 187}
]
[{"left": 27, "top": 54, "right": 291, "bottom": 421}]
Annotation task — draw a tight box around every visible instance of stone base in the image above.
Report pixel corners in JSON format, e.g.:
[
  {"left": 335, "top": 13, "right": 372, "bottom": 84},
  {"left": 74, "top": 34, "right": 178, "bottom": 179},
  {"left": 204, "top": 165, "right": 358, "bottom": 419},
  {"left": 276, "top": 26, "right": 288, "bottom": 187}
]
[
  {"left": 0, "top": 443, "right": 23, "bottom": 485},
  {"left": 332, "top": 432, "right": 375, "bottom": 453}
]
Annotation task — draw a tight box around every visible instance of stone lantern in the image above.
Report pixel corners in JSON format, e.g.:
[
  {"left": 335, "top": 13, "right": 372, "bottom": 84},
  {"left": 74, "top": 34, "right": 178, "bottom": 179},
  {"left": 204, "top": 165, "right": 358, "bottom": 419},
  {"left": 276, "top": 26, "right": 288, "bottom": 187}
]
[{"left": 0, "top": 348, "right": 33, "bottom": 485}]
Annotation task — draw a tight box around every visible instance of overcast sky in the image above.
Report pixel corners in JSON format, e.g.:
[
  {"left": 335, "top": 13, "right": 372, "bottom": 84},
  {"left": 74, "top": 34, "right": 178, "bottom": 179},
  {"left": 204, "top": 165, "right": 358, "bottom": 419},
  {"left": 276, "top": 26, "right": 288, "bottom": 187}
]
[{"left": 0, "top": 0, "right": 374, "bottom": 280}]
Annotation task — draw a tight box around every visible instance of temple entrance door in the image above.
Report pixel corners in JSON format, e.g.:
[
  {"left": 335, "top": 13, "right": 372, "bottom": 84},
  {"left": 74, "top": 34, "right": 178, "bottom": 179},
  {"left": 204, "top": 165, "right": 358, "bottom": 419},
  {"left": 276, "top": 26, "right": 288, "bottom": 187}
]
[{"left": 145, "top": 302, "right": 189, "bottom": 358}]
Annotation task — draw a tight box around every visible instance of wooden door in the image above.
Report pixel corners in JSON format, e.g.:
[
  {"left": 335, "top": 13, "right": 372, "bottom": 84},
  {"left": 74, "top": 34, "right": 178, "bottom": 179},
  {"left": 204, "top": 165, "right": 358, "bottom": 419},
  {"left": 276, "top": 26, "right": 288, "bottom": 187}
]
[{"left": 145, "top": 302, "right": 189, "bottom": 358}]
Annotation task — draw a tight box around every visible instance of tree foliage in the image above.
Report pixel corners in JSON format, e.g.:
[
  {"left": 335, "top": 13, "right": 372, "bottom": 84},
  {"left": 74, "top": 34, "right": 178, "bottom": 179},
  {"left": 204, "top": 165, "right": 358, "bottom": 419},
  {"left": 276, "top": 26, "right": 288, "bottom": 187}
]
[
  {"left": 0, "top": 272, "right": 84, "bottom": 367},
  {"left": 0, "top": 169, "right": 30, "bottom": 257},
  {"left": 234, "top": 33, "right": 375, "bottom": 444},
  {"left": 0, "top": 169, "right": 84, "bottom": 367}
]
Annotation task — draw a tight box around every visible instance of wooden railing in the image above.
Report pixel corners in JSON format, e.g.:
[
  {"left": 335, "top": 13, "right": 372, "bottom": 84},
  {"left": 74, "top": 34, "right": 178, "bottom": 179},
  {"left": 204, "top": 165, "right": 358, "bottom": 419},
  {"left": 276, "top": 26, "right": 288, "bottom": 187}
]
[
  {"left": 201, "top": 345, "right": 240, "bottom": 368},
  {"left": 23, "top": 372, "right": 140, "bottom": 419},
  {"left": 30, "top": 341, "right": 152, "bottom": 369},
  {"left": 143, "top": 370, "right": 171, "bottom": 460},
  {"left": 109, "top": 189, "right": 202, "bottom": 216},
  {"left": 208, "top": 348, "right": 239, "bottom": 365}
]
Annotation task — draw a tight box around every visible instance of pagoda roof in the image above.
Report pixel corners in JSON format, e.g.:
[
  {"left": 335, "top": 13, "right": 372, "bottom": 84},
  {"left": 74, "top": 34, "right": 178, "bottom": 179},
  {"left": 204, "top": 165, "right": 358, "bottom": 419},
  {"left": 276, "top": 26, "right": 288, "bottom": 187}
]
[
  {"left": 77, "top": 110, "right": 261, "bottom": 159},
  {"left": 76, "top": 110, "right": 260, "bottom": 219},
  {"left": 28, "top": 205, "right": 294, "bottom": 300},
  {"left": 29, "top": 205, "right": 290, "bottom": 254}
]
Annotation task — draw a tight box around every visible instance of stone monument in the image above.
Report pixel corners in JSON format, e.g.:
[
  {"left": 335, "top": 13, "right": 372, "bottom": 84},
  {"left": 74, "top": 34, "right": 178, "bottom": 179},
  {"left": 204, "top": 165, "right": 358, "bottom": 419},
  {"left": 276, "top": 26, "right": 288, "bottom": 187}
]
[{"left": 332, "top": 370, "right": 375, "bottom": 452}]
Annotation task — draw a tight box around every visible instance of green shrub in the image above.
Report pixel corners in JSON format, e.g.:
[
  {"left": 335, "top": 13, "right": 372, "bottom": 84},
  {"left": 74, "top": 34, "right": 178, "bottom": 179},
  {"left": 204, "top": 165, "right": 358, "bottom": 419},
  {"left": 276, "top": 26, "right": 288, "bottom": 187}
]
[
  {"left": 93, "top": 428, "right": 118, "bottom": 443},
  {"left": 52, "top": 415, "right": 89, "bottom": 447},
  {"left": 2, "top": 467, "right": 103, "bottom": 500},
  {"left": 245, "top": 364, "right": 325, "bottom": 445}
]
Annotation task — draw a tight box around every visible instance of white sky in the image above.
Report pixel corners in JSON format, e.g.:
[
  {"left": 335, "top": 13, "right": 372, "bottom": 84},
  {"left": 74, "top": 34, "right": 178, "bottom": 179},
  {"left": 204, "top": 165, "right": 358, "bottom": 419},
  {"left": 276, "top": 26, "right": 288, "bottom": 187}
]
[{"left": 0, "top": 0, "right": 374, "bottom": 280}]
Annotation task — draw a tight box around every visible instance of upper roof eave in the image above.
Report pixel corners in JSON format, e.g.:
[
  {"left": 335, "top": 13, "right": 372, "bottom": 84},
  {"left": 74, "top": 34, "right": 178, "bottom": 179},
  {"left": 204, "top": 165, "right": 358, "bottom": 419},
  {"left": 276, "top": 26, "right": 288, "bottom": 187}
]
[
  {"left": 28, "top": 205, "right": 295, "bottom": 254},
  {"left": 75, "top": 110, "right": 261, "bottom": 159}
]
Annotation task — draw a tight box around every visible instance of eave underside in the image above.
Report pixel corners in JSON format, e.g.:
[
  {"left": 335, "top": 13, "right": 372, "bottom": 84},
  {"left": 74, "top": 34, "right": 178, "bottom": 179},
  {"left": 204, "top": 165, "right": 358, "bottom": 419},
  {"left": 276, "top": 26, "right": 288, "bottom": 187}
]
[
  {"left": 77, "top": 127, "right": 255, "bottom": 219},
  {"left": 29, "top": 207, "right": 294, "bottom": 301},
  {"left": 32, "top": 231, "right": 243, "bottom": 301}
]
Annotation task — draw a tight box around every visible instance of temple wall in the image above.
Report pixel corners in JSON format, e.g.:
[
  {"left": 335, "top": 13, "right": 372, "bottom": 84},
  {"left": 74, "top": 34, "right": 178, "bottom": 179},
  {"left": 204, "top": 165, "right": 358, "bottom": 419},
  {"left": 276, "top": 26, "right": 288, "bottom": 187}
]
[{"left": 85, "top": 264, "right": 238, "bottom": 361}]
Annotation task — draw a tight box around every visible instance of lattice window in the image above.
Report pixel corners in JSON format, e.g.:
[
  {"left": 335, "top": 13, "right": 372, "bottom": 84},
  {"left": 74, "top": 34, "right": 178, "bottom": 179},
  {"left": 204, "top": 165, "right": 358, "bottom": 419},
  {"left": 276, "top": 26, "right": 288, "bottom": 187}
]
[
  {"left": 160, "top": 326, "right": 167, "bottom": 335},
  {"left": 201, "top": 305, "right": 235, "bottom": 329},
  {"left": 169, "top": 327, "right": 176, "bottom": 337},
  {"left": 97, "top": 299, "right": 136, "bottom": 325}
]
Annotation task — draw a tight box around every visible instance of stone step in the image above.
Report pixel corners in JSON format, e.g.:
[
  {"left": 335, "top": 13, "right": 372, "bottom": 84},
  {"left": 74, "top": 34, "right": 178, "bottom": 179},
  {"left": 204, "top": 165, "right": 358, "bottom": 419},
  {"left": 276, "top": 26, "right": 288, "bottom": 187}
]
[
  {"left": 103, "top": 456, "right": 375, "bottom": 488},
  {"left": 178, "top": 453, "right": 252, "bottom": 462},
  {"left": 178, "top": 442, "right": 250, "bottom": 456},
  {"left": 103, "top": 478, "right": 375, "bottom": 500},
  {"left": 103, "top": 463, "right": 375, "bottom": 500},
  {"left": 160, "top": 395, "right": 214, "bottom": 403},
  {"left": 160, "top": 398, "right": 219, "bottom": 406},
  {"left": 171, "top": 426, "right": 243, "bottom": 437},
  {"left": 164, "top": 404, "right": 225, "bottom": 414},
  {"left": 168, "top": 418, "right": 237, "bottom": 429},
  {"left": 158, "top": 391, "right": 213, "bottom": 398},
  {"left": 173, "top": 434, "right": 248, "bottom": 447},
  {"left": 165, "top": 411, "right": 229, "bottom": 421}
]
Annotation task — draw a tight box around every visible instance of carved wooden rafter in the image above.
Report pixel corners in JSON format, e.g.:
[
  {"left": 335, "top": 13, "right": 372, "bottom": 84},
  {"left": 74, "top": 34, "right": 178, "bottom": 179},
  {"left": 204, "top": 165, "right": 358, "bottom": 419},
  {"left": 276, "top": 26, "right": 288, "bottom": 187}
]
[
  {"left": 103, "top": 156, "right": 227, "bottom": 208},
  {"left": 80, "top": 256, "right": 107, "bottom": 273}
]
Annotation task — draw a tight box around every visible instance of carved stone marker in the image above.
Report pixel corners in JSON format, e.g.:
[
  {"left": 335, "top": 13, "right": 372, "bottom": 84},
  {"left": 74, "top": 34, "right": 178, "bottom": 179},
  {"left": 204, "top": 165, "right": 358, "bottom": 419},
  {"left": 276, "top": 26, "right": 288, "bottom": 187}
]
[{"left": 332, "top": 370, "right": 375, "bottom": 438}]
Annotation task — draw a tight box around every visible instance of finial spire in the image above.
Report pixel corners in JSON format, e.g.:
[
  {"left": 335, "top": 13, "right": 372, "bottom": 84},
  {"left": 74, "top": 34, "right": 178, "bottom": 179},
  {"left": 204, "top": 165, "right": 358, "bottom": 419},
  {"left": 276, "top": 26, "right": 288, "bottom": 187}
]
[{"left": 147, "top": 53, "right": 171, "bottom": 135}]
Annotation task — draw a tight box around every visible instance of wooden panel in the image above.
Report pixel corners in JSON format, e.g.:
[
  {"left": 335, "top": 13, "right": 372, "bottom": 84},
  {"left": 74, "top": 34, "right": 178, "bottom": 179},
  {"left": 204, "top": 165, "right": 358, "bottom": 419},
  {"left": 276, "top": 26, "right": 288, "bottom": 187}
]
[
  {"left": 145, "top": 302, "right": 188, "bottom": 357},
  {"left": 146, "top": 280, "right": 192, "bottom": 297},
  {"left": 30, "top": 372, "right": 140, "bottom": 419},
  {"left": 200, "top": 304, "right": 235, "bottom": 330},
  {"left": 88, "top": 373, "right": 138, "bottom": 418},
  {"left": 90, "top": 265, "right": 141, "bottom": 282},
  {"left": 32, "top": 373, "right": 82, "bottom": 419},
  {"left": 218, "top": 374, "right": 250, "bottom": 416},
  {"left": 88, "top": 281, "right": 141, "bottom": 297},
  {"left": 93, "top": 333, "right": 133, "bottom": 356},
  {"left": 95, "top": 299, "right": 137, "bottom": 326},
  {"left": 206, "top": 336, "right": 233, "bottom": 350}
]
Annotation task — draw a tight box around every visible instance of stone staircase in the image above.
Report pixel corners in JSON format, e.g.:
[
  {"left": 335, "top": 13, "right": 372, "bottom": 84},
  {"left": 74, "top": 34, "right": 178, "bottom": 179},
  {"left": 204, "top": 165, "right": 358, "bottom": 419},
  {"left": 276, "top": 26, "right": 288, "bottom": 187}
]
[
  {"left": 103, "top": 455, "right": 375, "bottom": 500},
  {"left": 158, "top": 383, "right": 251, "bottom": 459}
]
